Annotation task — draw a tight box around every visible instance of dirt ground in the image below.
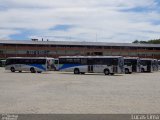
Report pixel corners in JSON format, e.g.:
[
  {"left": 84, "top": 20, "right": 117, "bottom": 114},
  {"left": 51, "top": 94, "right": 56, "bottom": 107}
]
[{"left": 0, "top": 68, "right": 160, "bottom": 113}]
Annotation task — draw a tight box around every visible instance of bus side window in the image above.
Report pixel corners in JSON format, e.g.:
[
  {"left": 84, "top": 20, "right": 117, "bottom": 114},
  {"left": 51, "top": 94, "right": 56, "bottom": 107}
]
[
  {"left": 23, "top": 59, "right": 31, "bottom": 64},
  {"left": 59, "top": 59, "right": 66, "bottom": 64},
  {"left": 38, "top": 59, "right": 46, "bottom": 64},
  {"left": 74, "top": 58, "right": 80, "bottom": 64},
  {"left": 94, "top": 58, "right": 103, "bottom": 65},
  {"left": 112, "top": 58, "right": 118, "bottom": 65},
  {"left": 81, "top": 58, "right": 87, "bottom": 65},
  {"left": 11, "top": 59, "right": 17, "bottom": 64},
  {"left": 104, "top": 58, "right": 111, "bottom": 66},
  {"left": 66, "top": 58, "right": 73, "bottom": 64}
]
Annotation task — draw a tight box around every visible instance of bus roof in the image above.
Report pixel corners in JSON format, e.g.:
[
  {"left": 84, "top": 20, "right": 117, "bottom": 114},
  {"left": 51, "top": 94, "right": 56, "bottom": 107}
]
[
  {"left": 6, "top": 57, "right": 54, "bottom": 59},
  {"left": 59, "top": 56, "right": 123, "bottom": 58},
  {"left": 140, "top": 58, "right": 154, "bottom": 61},
  {"left": 124, "top": 57, "right": 139, "bottom": 59}
]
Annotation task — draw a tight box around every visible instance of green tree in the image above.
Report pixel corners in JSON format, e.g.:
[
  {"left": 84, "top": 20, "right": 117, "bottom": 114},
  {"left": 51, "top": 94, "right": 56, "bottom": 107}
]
[{"left": 132, "top": 39, "right": 160, "bottom": 44}]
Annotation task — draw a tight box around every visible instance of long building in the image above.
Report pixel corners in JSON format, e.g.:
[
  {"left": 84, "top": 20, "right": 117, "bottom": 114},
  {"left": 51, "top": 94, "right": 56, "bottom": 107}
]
[{"left": 0, "top": 40, "right": 160, "bottom": 59}]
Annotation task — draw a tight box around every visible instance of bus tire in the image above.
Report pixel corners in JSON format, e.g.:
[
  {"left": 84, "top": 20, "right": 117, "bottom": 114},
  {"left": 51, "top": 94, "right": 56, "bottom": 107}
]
[
  {"left": 30, "top": 67, "right": 36, "bottom": 73},
  {"left": 74, "top": 68, "right": 80, "bottom": 74},
  {"left": 141, "top": 68, "right": 144, "bottom": 72},
  {"left": 125, "top": 68, "right": 129, "bottom": 74},
  {"left": 10, "top": 67, "right": 15, "bottom": 72},
  {"left": 104, "top": 69, "right": 110, "bottom": 75},
  {"left": 19, "top": 71, "right": 22, "bottom": 73}
]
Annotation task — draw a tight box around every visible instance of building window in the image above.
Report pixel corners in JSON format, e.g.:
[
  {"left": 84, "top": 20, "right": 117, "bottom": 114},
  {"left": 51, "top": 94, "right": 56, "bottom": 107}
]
[{"left": 0, "top": 50, "right": 3, "bottom": 54}]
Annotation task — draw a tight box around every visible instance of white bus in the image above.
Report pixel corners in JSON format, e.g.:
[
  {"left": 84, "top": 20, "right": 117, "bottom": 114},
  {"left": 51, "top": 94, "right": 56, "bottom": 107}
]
[
  {"left": 5, "top": 57, "right": 54, "bottom": 73},
  {"left": 124, "top": 57, "right": 141, "bottom": 74},
  {"left": 140, "top": 58, "right": 154, "bottom": 72},
  {"left": 58, "top": 56, "right": 124, "bottom": 75}
]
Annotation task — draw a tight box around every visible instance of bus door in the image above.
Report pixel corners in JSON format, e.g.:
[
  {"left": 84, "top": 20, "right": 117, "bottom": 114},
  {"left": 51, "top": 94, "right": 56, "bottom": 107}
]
[
  {"left": 147, "top": 61, "right": 152, "bottom": 72},
  {"left": 88, "top": 58, "right": 94, "bottom": 72},
  {"left": 132, "top": 65, "right": 136, "bottom": 72},
  {"left": 131, "top": 60, "right": 137, "bottom": 72},
  {"left": 137, "top": 59, "right": 141, "bottom": 72},
  {"left": 15, "top": 59, "right": 22, "bottom": 70}
]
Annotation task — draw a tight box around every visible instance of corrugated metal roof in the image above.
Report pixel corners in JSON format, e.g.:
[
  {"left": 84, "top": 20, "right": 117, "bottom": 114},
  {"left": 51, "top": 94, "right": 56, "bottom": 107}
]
[
  {"left": 59, "top": 56, "right": 123, "bottom": 58},
  {"left": 0, "top": 40, "right": 160, "bottom": 48}
]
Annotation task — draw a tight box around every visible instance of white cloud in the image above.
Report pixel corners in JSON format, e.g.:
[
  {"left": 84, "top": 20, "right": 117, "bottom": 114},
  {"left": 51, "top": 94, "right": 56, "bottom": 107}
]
[
  {"left": 0, "top": 0, "right": 160, "bottom": 42},
  {"left": 0, "top": 29, "right": 20, "bottom": 39}
]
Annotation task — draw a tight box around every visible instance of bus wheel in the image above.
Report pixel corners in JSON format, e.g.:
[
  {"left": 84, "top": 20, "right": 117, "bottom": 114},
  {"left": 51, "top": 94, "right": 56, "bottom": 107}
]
[
  {"left": 104, "top": 69, "right": 110, "bottom": 75},
  {"left": 30, "top": 68, "right": 36, "bottom": 73},
  {"left": 10, "top": 67, "right": 15, "bottom": 72},
  {"left": 19, "top": 71, "right": 22, "bottom": 73},
  {"left": 141, "top": 68, "right": 144, "bottom": 73},
  {"left": 125, "top": 68, "right": 129, "bottom": 74},
  {"left": 74, "top": 68, "right": 80, "bottom": 74}
]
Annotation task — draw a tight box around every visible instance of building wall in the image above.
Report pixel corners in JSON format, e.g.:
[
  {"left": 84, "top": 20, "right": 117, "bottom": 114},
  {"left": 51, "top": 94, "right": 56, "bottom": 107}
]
[{"left": 0, "top": 43, "right": 160, "bottom": 59}]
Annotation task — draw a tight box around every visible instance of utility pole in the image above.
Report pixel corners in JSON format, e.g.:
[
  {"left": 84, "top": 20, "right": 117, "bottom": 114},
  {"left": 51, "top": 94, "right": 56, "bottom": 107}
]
[{"left": 96, "top": 33, "right": 97, "bottom": 42}]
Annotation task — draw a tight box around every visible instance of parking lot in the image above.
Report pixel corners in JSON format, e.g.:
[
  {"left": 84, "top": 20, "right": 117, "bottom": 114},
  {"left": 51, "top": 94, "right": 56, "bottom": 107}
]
[{"left": 0, "top": 67, "right": 160, "bottom": 113}]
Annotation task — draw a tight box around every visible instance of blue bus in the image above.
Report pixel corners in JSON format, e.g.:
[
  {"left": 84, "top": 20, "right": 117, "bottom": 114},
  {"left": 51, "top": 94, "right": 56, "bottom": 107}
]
[{"left": 5, "top": 57, "right": 55, "bottom": 73}]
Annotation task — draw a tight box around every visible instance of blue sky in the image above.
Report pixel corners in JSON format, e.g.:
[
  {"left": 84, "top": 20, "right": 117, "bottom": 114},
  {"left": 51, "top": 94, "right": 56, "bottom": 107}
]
[{"left": 0, "top": 0, "right": 160, "bottom": 43}]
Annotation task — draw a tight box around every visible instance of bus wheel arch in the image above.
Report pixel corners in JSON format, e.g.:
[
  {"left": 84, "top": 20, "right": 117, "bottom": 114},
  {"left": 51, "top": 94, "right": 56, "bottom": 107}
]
[
  {"left": 74, "top": 68, "right": 80, "bottom": 74},
  {"left": 30, "top": 67, "right": 36, "bottom": 73},
  {"left": 104, "top": 69, "right": 110, "bottom": 75},
  {"left": 10, "top": 67, "right": 15, "bottom": 72}
]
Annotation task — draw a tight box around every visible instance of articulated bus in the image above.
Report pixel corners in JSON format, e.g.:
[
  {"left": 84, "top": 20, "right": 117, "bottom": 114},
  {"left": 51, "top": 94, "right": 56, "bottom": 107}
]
[
  {"left": 58, "top": 56, "right": 124, "bottom": 75},
  {"left": 124, "top": 57, "right": 141, "bottom": 74},
  {"left": 5, "top": 57, "right": 55, "bottom": 73},
  {"left": 140, "top": 58, "right": 154, "bottom": 72}
]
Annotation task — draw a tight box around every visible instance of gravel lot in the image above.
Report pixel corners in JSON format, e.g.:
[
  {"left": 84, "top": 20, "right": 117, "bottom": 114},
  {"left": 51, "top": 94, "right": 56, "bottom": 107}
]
[{"left": 0, "top": 67, "right": 160, "bottom": 113}]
